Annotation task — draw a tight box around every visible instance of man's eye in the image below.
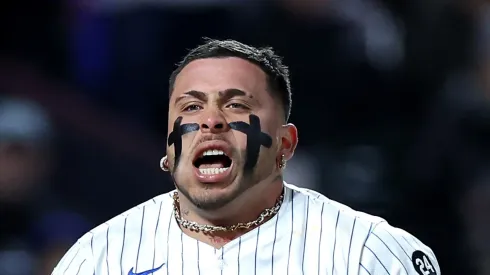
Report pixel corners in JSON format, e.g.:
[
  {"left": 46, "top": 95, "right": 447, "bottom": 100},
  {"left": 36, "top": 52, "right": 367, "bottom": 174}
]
[
  {"left": 227, "top": 103, "right": 249, "bottom": 109},
  {"left": 183, "top": 104, "right": 203, "bottom": 112}
]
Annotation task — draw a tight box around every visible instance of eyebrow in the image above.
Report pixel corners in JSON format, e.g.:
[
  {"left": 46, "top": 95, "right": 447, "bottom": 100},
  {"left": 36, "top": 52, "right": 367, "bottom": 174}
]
[
  {"left": 218, "top": 88, "right": 248, "bottom": 101},
  {"left": 174, "top": 88, "right": 250, "bottom": 105},
  {"left": 174, "top": 90, "right": 208, "bottom": 105}
]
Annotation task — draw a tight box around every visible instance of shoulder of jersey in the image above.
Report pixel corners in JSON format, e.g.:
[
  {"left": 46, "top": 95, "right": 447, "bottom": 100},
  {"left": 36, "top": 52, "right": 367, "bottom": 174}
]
[
  {"left": 75, "top": 191, "right": 175, "bottom": 246},
  {"left": 286, "top": 183, "right": 440, "bottom": 274},
  {"left": 360, "top": 215, "right": 441, "bottom": 275},
  {"left": 287, "top": 183, "right": 386, "bottom": 227}
]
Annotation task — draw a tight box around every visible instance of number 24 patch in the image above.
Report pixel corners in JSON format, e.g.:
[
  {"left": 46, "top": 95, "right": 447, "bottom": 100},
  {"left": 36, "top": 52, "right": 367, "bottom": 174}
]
[{"left": 412, "top": 250, "right": 437, "bottom": 275}]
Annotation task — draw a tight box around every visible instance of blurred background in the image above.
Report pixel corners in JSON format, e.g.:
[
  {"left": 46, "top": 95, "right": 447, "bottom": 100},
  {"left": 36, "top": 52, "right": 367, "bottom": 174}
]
[{"left": 1, "top": 0, "right": 489, "bottom": 274}]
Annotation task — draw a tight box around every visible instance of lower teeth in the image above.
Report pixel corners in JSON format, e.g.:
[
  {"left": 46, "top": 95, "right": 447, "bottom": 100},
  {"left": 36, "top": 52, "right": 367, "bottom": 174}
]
[{"left": 199, "top": 167, "right": 229, "bottom": 175}]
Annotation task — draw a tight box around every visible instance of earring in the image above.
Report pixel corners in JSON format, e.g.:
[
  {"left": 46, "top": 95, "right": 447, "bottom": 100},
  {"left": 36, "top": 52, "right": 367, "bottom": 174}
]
[
  {"left": 160, "top": 155, "right": 169, "bottom": 172},
  {"left": 278, "top": 154, "right": 286, "bottom": 170}
]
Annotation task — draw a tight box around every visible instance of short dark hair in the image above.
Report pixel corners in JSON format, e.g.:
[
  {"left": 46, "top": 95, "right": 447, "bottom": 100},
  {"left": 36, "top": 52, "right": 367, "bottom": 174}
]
[{"left": 169, "top": 38, "right": 292, "bottom": 122}]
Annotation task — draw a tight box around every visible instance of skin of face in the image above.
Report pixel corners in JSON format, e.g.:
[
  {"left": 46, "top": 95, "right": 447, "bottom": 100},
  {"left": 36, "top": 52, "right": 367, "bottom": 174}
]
[{"left": 167, "top": 57, "right": 297, "bottom": 216}]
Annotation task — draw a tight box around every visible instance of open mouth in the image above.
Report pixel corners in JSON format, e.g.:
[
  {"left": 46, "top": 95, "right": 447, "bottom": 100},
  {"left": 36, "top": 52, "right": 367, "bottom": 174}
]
[{"left": 193, "top": 149, "right": 233, "bottom": 175}]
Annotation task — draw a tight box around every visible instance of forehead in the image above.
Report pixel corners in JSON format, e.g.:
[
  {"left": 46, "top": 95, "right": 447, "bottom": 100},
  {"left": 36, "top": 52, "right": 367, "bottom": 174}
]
[{"left": 171, "top": 57, "right": 268, "bottom": 100}]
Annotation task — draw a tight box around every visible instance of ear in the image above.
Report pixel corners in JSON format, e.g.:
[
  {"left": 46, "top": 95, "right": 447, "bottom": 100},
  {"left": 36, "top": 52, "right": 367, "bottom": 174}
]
[{"left": 279, "top": 123, "right": 298, "bottom": 161}]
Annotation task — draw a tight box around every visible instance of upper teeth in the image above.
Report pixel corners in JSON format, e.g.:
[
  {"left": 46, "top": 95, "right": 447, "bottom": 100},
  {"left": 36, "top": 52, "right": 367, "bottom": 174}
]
[{"left": 202, "top": 149, "right": 225, "bottom": 157}]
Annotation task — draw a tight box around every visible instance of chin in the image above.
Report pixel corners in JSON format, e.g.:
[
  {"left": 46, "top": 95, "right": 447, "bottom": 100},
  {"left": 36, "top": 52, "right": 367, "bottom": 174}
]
[
  {"left": 176, "top": 174, "right": 244, "bottom": 211},
  {"left": 188, "top": 184, "right": 241, "bottom": 211}
]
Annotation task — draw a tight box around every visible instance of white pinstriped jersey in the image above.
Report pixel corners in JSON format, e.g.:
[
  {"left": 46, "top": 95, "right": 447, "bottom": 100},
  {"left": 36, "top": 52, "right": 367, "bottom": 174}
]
[{"left": 53, "top": 183, "right": 440, "bottom": 275}]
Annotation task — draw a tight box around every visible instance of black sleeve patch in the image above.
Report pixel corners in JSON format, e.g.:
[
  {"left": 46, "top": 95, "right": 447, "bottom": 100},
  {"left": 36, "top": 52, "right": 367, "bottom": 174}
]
[{"left": 412, "top": 250, "right": 437, "bottom": 275}]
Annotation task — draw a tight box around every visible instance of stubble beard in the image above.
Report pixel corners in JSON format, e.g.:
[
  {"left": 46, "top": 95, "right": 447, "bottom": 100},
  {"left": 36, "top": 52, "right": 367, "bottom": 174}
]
[{"left": 172, "top": 165, "right": 260, "bottom": 211}]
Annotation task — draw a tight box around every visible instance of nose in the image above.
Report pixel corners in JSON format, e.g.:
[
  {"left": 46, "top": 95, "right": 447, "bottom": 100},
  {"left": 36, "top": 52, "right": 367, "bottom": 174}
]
[{"left": 200, "top": 111, "right": 228, "bottom": 133}]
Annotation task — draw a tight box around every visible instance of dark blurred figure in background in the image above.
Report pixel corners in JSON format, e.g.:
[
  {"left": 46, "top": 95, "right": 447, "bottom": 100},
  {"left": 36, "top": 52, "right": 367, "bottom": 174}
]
[
  {"left": 0, "top": 97, "right": 50, "bottom": 275},
  {"left": 0, "top": 98, "right": 53, "bottom": 211},
  {"left": 401, "top": 1, "right": 490, "bottom": 274},
  {"left": 0, "top": 59, "right": 171, "bottom": 226},
  {"left": 0, "top": 97, "right": 89, "bottom": 275}
]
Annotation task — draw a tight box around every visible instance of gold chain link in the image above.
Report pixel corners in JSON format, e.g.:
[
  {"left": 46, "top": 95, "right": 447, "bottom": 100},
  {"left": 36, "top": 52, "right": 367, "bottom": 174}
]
[{"left": 173, "top": 191, "right": 284, "bottom": 234}]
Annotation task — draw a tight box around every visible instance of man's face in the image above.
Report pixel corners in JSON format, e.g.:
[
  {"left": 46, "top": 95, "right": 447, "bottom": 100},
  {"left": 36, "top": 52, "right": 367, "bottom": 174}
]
[
  {"left": 0, "top": 141, "right": 48, "bottom": 203},
  {"left": 167, "top": 57, "right": 288, "bottom": 210}
]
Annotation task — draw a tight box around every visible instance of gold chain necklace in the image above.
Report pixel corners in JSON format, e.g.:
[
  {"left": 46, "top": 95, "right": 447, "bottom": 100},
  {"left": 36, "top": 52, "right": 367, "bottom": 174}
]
[{"left": 172, "top": 191, "right": 284, "bottom": 234}]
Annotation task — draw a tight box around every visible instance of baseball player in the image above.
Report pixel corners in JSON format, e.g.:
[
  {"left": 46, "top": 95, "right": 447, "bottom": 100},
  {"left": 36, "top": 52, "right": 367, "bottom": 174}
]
[{"left": 53, "top": 39, "right": 440, "bottom": 275}]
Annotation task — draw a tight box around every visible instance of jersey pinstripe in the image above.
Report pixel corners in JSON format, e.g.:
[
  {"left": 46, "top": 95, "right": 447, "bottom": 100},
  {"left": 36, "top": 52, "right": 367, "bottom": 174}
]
[{"left": 52, "top": 183, "right": 440, "bottom": 275}]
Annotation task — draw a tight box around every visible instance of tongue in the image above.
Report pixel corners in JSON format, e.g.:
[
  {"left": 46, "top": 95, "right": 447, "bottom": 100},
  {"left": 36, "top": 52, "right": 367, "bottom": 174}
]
[{"left": 199, "top": 163, "right": 225, "bottom": 169}]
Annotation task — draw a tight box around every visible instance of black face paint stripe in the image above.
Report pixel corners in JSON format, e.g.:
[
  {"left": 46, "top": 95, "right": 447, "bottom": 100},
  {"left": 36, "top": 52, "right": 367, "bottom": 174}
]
[
  {"left": 229, "top": 114, "right": 272, "bottom": 173},
  {"left": 167, "top": 116, "right": 199, "bottom": 168},
  {"left": 167, "top": 114, "right": 270, "bottom": 172}
]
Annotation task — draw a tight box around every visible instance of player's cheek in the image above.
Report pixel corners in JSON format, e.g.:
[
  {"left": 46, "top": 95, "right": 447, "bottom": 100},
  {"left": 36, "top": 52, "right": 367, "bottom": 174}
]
[
  {"left": 182, "top": 137, "right": 196, "bottom": 159},
  {"left": 164, "top": 146, "right": 175, "bottom": 166},
  {"left": 232, "top": 130, "right": 248, "bottom": 151}
]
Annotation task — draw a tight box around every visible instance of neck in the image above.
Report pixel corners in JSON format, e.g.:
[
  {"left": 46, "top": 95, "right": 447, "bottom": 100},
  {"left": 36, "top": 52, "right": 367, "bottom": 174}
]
[{"left": 177, "top": 175, "right": 284, "bottom": 248}]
